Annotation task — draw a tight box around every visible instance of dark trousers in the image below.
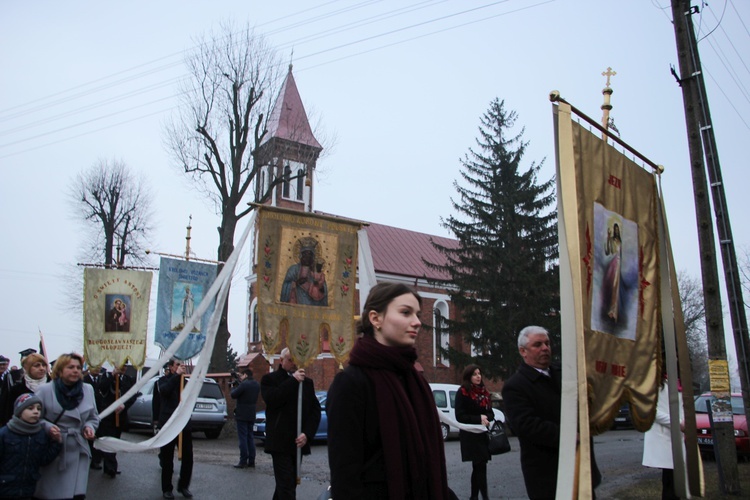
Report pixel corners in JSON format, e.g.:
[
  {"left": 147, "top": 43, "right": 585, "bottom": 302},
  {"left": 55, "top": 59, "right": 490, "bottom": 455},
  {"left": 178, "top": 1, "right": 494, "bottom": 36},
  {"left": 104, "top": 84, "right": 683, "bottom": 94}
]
[
  {"left": 236, "top": 419, "right": 256, "bottom": 465},
  {"left": 97, "top": 422, "right": 122, "bottom": 475},
  {"left": 271, "top": 452, "right": 301, "bottom": 500},
  {"left": 159, "top": 432, "right": 193, "bottom": 493},
  {"left": 661, "top": 468, "right": 679, "bottom": 500}
]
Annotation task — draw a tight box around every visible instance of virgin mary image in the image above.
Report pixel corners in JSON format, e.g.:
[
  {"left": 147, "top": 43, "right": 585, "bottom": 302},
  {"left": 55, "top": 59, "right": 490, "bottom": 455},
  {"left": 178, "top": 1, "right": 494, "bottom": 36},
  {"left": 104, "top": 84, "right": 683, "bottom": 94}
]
[{"left": 591, "top": 204, "right": 638, "bottom": 340}]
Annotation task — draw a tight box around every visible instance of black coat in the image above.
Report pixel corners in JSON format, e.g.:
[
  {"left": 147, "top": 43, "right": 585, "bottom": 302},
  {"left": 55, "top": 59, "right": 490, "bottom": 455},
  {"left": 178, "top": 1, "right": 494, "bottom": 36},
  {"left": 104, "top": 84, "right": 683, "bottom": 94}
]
[
  {"left": 327, "top": 365, "right": 388, "bottom": 500},
  {"left": 0, "top": 372, "right": 15, "bottom": 427},
  {"left": 260, "top": 368, "right": 321, "bottom": 456},
  {"left": 157, "top": 372, "right": 191, "bottom": 431},
  {"left": 96, "top": 372, "right": 137, "bottom": 434},
  {"left": 501, "top": 362, "right": 561, "bottom": 500},
  {"left": 231, "top": 378, "right": 260, "bottom": 422},
  {"left": 455, "top": 387, "right": 494, "bottom": 463}
]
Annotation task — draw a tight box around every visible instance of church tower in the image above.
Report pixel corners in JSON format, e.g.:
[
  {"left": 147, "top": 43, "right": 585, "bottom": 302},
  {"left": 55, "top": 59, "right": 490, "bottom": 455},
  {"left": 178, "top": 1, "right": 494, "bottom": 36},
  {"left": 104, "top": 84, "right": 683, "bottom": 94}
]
[
  {"left": 245, "top": 65, "right": 322, "bottom": 357},
  {"left": 254, "top": 64, "right": 322, "bottom": 213}
]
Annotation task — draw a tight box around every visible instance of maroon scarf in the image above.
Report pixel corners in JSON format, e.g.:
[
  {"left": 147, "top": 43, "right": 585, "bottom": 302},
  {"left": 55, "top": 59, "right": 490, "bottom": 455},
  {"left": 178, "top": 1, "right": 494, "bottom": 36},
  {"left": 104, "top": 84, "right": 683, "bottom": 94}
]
[{"left": 349, "top": 335, "right": 451, "bottom": 500}]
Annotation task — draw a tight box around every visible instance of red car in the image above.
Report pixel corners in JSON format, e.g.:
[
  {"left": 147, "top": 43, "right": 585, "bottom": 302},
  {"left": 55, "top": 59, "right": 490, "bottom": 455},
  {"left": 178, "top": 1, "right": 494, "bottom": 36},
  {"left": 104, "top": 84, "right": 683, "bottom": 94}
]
[{"left": 694, "top": 393, "right": 749, "bottom": 456}]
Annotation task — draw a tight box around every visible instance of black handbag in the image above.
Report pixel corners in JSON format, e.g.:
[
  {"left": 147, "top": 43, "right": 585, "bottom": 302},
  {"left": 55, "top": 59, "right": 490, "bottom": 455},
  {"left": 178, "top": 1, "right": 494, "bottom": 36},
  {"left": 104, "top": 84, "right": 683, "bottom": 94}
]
[{"left": 487, "top": 421, "right": 511, "bottom": 455}]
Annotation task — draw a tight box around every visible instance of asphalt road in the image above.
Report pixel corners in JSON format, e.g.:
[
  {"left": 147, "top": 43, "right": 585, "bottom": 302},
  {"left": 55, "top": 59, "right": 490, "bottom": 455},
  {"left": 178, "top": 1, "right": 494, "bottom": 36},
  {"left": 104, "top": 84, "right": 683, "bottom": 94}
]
[{"left": 86, "top": 428, "right": 652, "bottom": 499}]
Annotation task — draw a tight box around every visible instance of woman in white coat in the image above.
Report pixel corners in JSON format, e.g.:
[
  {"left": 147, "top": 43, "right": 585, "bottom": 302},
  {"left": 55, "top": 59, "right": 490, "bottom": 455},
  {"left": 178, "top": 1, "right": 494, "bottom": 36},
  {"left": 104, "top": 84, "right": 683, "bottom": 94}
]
[
  {"left": 642, "top": 376, "right": 685, "bottom": 500},
  {"left": 35, "top": 353, "right": 99, "bottom": 500}
]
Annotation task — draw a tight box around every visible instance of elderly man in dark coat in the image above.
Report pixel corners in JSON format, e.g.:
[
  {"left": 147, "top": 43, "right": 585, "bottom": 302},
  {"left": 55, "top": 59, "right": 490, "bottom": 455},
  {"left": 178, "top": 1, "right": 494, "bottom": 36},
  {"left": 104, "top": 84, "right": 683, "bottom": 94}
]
[
  {"left": 502, "top": 326, "right": 561, "bottom": 500},
  {"left": 230, "top": 368, "right": 260, "bottom": 469},
  {"left": 261, "top": 348, "right": 321, "bottom": 500}
]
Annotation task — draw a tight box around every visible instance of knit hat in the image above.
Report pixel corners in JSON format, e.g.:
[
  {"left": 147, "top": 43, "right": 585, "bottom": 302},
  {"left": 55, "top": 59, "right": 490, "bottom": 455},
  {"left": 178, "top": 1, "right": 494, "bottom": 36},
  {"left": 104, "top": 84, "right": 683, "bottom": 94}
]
[{"left": 14, "top": 393, "right": 42, "bottom": 418}]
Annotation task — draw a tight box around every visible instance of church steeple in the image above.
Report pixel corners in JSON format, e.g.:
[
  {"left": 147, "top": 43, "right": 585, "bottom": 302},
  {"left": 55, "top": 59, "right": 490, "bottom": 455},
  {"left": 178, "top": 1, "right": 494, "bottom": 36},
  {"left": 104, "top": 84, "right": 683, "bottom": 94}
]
[
  {"left": 263, "top": 64, "right": 322, "bottom": 150},
  {"left": 256, "top": 65, "right": 322, "bottom": 212}
]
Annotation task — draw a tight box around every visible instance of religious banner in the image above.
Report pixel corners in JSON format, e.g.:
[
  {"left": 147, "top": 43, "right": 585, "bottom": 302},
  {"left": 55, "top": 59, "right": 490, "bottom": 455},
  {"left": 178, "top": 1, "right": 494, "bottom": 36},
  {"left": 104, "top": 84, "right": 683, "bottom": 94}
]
[
  {"left": 257, "top": 206, "right": 360, "bottom": 368},
  {"left": 154, "top": 257, "right": 217, "bottom": 360},
  {"left": 83, "top": 268, "right": 152, "bottom": 369},
  {"left": 555, "top": 102, "right": 661, "bottom": 433}
]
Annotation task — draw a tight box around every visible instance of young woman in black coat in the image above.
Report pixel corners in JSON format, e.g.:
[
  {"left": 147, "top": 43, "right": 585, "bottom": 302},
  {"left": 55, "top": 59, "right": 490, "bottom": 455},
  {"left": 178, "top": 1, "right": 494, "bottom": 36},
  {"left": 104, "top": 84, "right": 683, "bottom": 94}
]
[
  {"left": 327, "top": 283, "right": 455, "bottom": 499},
  {"left": 455, "top": 364, "right": 494, "bottom": 500}
]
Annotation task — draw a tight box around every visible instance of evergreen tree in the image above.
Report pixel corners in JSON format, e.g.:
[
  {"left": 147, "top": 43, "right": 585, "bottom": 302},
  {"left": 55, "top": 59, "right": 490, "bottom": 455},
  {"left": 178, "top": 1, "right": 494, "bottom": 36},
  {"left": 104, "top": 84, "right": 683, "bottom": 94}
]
[{"left": 426, "top": 99, "right": 559, "bottom": 379}]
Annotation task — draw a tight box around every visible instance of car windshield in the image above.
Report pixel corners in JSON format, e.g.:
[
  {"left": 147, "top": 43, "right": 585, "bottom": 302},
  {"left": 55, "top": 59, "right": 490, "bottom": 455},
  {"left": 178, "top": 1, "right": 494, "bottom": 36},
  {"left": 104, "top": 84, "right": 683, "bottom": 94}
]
[{"left": 694, "top": 395, "right": 745, "bottom": 415}]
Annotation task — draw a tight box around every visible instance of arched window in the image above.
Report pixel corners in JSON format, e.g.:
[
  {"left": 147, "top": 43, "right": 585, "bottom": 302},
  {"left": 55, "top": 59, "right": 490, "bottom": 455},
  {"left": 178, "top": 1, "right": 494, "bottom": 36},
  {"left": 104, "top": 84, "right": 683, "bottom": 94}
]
[
  {"left": 433, "top": 301, "right": 450, "bottom": 366},
  {"left": 251, "top": 301, "right": 259, "bottom": 343},
  {"left": 282, "top": 164, "right": 291, "bottom": 198},
  {"left": 296, "top": 168, "right": 305, "bottom": 201}
]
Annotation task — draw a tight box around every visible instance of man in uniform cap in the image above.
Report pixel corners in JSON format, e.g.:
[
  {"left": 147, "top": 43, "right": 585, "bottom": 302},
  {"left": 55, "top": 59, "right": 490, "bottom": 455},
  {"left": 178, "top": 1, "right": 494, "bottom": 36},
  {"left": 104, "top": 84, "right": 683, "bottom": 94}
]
[{"left": 0, "top": 356, "right": 12, "bottom": 426}]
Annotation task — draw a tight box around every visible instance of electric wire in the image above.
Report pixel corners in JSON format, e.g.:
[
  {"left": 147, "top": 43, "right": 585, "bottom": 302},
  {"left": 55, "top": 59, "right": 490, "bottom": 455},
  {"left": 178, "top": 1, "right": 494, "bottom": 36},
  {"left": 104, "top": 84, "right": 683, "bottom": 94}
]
[{"left": 0, "top": 0, "right": 544, "bottom": 156}]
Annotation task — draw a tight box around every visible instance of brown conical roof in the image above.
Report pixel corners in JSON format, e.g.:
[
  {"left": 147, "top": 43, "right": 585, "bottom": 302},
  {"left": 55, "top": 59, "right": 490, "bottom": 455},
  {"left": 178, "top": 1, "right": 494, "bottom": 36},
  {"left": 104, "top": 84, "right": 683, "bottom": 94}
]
[{"left": 262, "top": 65, "right": 322, "bottom": 150}]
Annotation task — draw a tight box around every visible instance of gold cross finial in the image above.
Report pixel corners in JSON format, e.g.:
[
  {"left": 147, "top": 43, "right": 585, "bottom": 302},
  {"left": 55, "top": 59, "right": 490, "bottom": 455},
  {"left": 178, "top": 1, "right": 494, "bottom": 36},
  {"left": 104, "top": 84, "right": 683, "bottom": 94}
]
[{"left": 602, "top": 67, "right": 616, "bottom": 88}]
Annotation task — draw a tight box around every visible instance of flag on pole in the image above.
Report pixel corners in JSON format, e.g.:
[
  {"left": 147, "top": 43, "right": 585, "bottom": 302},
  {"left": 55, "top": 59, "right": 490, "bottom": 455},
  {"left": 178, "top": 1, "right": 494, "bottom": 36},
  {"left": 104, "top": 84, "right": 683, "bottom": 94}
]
[
  {"left": 83, "top": 268, "right": 152, "bottom": 369},
  {"left": 256, "top": 206, "right": 360, "bottom": 368},
  {"left": 154, "top": 257, "right": 217, "bottom": 361}
]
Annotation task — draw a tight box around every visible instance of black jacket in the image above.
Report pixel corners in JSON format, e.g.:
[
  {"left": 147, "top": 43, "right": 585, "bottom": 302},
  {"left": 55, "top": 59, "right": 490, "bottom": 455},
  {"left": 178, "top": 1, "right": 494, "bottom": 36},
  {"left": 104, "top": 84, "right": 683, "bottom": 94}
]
[
  {"left": 157, "top": 372, "right": 190, "bottom": 430},
  {"left": 327, "top": 365, "right": 387, "bottom": 500},
  {"left": 97, "top": 372, "right": 137, "bottom": 434},
  {"left": 260, "top": 367, "right": 320, "bottom": 456},
  {"left": 231, "top": 378, "right": 260, "bottom": 422},
  {"left": 501, "top": 362, "right": 561, "bottom": 499},
  {"left": 455, "top": 387, "right": 495, "bottom": 463}
]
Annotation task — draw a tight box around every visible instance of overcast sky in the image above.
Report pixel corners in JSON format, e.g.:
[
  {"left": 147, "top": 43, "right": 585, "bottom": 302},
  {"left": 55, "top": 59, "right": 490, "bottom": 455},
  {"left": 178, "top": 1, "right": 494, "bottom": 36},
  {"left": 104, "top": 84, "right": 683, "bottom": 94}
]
[{"left": 1, "top": 0, "right": 748, "bottom": 374}]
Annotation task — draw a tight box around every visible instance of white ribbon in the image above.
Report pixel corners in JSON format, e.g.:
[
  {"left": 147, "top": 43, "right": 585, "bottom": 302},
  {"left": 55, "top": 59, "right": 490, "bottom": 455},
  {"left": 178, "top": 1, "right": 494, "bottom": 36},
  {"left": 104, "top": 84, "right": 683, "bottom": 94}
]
[{"left": 95, "top": 212, "right": 256, "bottom": 452}]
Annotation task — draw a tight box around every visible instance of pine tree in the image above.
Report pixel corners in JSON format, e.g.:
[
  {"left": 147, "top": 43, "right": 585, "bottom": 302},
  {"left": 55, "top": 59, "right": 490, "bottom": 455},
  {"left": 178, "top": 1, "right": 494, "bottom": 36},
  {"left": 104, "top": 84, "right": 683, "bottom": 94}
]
[{"left": 426, "top": 99, "right": 559, "bottom": 379}]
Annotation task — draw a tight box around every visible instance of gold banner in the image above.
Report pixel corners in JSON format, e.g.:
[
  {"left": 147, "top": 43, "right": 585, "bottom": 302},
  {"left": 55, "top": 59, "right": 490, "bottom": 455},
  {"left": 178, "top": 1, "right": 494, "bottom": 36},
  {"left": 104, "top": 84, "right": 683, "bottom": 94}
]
[
  {"left": 83, "top": 268, "right": 152, "bottom": 369},
  {"left": 558, "top": 108, "right": 661, "bottom": 432},
  {"left": 257, "top": 207, "right": 360, "bottom": 367}
]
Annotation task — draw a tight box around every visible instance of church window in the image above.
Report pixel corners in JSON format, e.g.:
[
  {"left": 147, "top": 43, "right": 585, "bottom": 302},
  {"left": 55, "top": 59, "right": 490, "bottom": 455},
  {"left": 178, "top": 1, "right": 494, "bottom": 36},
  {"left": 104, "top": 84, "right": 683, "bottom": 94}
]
[
  {"left": 282, "top": 164, "right": 291, "bottom": 198},
  {"left": 296, "top": 168, "right": 305, "bottom": 201}
]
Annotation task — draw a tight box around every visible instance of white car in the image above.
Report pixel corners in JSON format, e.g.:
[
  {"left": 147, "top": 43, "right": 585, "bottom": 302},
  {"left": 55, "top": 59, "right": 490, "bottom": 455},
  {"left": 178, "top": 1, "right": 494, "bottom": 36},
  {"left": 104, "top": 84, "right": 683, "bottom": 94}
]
[{"left": 430, "top": 383, "right": 505, "bottom": 441}]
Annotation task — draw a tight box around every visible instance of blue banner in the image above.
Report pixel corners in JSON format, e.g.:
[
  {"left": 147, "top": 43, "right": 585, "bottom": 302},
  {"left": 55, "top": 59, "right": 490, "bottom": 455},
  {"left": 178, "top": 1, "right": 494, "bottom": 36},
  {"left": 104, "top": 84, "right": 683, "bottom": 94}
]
[{"left": 155, "top": 257, "right": 217, "bottom": 360}]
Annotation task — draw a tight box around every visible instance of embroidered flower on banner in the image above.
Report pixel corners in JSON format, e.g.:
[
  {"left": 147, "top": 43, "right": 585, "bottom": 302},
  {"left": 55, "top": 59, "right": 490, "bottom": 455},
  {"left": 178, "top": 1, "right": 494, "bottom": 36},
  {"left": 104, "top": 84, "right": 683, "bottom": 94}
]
[
  {"left": 295, "top": 333, "right": 311, "bottom": 359},
  {"left": 340, "top": 248, "right": 353, "bottom": 297},
  {"left": 262, "top": 237, "right": 274, "bottom": 291},
  {"left": 331, "top": 335, "right": 347, "bottom": 358}
]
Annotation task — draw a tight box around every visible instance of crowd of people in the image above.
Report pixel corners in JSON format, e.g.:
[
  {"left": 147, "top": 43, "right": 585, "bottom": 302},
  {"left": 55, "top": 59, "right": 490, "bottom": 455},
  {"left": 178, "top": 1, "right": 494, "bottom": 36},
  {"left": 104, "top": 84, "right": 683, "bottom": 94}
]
[{"left": 1, "top": 283, "right": 682, "bottom": 499}]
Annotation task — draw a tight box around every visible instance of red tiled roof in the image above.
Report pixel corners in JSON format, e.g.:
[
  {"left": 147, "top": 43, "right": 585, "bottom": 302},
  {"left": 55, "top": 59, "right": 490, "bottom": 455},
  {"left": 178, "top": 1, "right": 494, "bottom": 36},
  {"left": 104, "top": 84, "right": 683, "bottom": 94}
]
[
  {"left": 365, "top": 221, "right": 457, "bottom": 281},
  {"left": 262, "top": 65, "right": 322, "bottom": 150}
]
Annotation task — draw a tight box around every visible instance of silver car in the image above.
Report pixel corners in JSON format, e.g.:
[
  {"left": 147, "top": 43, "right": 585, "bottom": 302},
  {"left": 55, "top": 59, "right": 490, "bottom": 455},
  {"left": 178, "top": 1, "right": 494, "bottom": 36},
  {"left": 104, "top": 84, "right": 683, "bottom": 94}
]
[{"left": 128, "top": 376, "right": 228, "bottom": 439}]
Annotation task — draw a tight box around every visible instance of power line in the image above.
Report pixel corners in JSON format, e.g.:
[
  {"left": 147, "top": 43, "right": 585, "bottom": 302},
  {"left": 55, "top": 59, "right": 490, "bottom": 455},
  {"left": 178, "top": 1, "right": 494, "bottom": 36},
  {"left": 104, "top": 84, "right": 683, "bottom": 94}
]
[{"left": 0, "top": 0, "right": 547, "bottom": 156}]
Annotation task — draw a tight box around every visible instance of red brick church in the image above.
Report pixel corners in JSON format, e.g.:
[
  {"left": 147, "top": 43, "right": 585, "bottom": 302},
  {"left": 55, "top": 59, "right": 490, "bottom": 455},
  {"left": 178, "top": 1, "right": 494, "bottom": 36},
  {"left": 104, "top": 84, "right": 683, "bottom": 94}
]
[{"left": 239, "top": 66, "right": 498, "bottom": 393}]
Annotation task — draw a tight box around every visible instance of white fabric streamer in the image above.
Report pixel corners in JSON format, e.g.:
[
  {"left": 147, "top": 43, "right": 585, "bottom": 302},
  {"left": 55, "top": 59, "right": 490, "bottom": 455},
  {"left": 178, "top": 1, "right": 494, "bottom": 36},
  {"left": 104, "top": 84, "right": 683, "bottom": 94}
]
[
  {"left": 94, "top": 212, "right": 256, "bottom": 453},
  {"left": 436, "top": 409, "right": 488, "bottom": 434}
]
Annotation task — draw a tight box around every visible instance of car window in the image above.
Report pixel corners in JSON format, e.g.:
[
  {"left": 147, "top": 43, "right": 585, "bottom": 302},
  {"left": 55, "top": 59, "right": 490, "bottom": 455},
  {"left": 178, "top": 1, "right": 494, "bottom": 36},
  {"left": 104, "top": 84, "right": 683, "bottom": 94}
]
[
  {"left": 694, "top": 395, "right": 745, "bottom": 415},
  {"left": 449, "top": 390, "right": 457, "bottom": 408},
  {"left": 433, "top": 390, "right": 447, "bottom": 409},
  {"left": 198, "top": 382, "right": 224, "bottom": 399}
]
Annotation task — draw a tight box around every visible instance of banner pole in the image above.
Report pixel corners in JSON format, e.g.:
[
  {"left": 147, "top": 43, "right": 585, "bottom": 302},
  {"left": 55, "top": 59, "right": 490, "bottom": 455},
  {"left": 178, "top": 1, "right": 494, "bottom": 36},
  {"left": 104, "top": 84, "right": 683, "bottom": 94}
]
[{"left": 296, "top": 381, "right": 302, "bottom": 485}]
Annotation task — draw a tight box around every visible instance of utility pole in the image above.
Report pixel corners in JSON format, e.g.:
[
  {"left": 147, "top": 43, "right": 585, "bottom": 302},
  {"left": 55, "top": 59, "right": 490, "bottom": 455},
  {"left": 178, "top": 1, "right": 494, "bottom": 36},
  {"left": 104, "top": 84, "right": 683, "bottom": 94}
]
[{"left": 671, "top": 0, "right": 748, "bottom": 494}]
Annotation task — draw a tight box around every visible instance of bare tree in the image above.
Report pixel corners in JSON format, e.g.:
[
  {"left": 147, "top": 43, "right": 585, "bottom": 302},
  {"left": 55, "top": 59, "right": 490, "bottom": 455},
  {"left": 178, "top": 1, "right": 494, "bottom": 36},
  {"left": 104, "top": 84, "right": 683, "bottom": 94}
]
[
  {"left": 70, "top": 158, "right": 153, "bottom": 268},
  {"left": 677, "top": 270, "right": 709, "bottom": 390},
  {"left": 164, "top": 22, "right": 291, "bottom": 371}
]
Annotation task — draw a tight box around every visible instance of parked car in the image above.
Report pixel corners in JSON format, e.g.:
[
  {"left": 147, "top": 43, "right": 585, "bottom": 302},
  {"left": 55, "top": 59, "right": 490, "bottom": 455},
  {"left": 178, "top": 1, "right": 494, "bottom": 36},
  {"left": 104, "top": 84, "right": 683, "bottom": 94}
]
[
  {"left": 694, "top": 392, "right": 748, "bottom": 457},
  {"left": 128, "top": 376, "right": 228, "bottom": 439},
  {"left": 612, "top": 403, "right": 634, "bottom": 429},
  {"left": 430, "top": 383, "right": 505, "bottom": 441},
  {"left": 253, "top": 391, "right": 328, "bottom": 443}
]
